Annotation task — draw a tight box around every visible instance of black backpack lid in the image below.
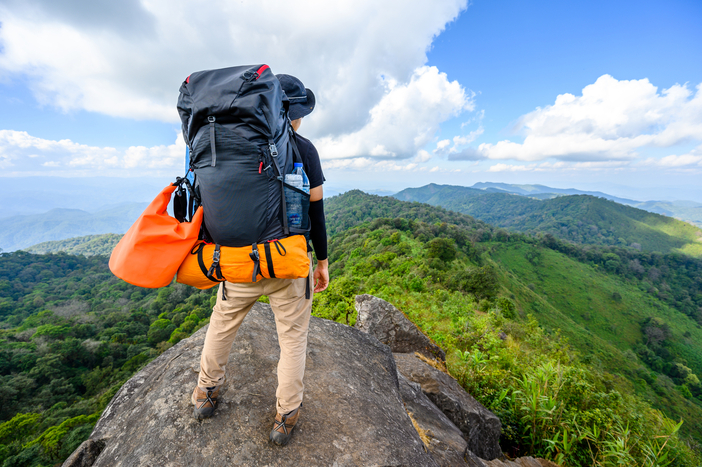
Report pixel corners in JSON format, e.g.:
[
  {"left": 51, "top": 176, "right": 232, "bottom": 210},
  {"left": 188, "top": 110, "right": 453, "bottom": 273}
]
[{"left": 177, "top": 64, "right": 288, "bottom": 148}]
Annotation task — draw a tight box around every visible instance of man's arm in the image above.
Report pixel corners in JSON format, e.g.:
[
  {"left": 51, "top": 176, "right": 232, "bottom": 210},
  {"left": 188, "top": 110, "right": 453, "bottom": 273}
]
[{"left": 309, "top": 185, "right": 328, "bottom": 293}]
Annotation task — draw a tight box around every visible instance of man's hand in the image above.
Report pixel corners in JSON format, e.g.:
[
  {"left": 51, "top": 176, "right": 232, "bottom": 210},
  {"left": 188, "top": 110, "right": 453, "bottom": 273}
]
[{"left": 313, "top": 258, "right": 329, "bottom": 293}]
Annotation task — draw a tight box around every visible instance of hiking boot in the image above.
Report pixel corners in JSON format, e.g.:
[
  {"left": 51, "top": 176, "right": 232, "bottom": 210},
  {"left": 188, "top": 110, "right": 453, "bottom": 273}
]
[
  {"left": 191, "top": 385, "right": 221, "bottom": 419},
  {"left": 269, "top": 405, "right": 301, "bottom": 446}
]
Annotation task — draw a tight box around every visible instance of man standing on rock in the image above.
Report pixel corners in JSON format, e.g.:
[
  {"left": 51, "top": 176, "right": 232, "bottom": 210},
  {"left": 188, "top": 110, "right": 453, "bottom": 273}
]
[{"left": 191, "top": 74, "right": 329, "bottom": 447}]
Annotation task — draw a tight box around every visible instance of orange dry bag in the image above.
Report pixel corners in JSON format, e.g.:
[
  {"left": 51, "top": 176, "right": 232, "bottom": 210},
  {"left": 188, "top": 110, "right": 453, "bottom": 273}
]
[{"left": 109, "top": 183, "right": 203, "bottom": 288}]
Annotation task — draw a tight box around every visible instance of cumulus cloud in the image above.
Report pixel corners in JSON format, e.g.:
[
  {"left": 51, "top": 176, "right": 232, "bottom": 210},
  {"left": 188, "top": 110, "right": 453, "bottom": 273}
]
[
  {"left": 0, "top": 0, "right": 468, "bottom": 142},
  {"left": 313, "top": 66, "right": 472, "bottom": 160},
  {"left": 641, "top": 145, "right": 702, "bottom": 168},
  {"left": 477, "top": 75, "right": 702, "bottom": 162},
  {"left": 0, "top": 130, "right": 183, "bottom": 176},
  {"left": 447, "top": 147, "right": 484, "bottom": 161}
]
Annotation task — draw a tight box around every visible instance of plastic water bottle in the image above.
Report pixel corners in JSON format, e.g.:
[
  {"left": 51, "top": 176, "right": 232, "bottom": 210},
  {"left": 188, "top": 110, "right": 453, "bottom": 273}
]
[{"left": 284, "top": 163, "right": 309, "bottom": 228}]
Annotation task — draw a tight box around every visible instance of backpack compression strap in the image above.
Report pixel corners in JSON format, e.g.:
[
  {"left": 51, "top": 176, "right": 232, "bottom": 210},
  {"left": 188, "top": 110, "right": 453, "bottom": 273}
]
[
  {"left": 206, "top": 244, "right": 224, "bottom": 281},
  {"left": 249, "top": 244, "right": 262, "bottom": 282}
]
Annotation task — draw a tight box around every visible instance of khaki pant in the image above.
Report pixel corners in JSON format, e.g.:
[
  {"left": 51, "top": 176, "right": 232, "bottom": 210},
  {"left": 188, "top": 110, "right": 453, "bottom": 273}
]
[{"left": 197, "top": 254, "right": 313, "bottom": 415}]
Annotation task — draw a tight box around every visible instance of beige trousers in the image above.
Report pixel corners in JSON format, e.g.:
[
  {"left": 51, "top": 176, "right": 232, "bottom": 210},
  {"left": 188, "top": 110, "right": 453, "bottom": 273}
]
[{"left": 198, "top": 254, "right": 313, "bottom": 415}]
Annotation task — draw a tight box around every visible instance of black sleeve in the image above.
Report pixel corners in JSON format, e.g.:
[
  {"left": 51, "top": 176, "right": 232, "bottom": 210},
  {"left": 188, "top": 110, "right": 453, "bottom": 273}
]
[{"left": 308, "top": 199, "right": 327, "bottom": 261}]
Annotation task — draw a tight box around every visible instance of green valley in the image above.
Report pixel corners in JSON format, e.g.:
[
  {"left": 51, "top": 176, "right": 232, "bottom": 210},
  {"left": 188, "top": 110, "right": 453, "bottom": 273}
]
[{"left": 395, "top": 184, "right": 702, "bottom": 257}]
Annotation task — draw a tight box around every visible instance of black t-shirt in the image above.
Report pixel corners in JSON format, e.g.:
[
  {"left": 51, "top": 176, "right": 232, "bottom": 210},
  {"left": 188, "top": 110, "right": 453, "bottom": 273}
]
[{"left": 293, "top": 132, "right": 325, "bottom": 189}]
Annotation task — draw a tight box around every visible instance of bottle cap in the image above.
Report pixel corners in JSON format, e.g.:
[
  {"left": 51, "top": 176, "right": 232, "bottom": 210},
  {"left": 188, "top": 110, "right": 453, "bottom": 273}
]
[{"left": 294, "top": 163, "right": 303, "bottom": 168}]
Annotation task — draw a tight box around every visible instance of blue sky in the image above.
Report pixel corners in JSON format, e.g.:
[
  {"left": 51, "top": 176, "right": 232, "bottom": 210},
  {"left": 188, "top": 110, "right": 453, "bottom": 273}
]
[{"left": 1, "top": 0, "right": 701, "bottom": 203}]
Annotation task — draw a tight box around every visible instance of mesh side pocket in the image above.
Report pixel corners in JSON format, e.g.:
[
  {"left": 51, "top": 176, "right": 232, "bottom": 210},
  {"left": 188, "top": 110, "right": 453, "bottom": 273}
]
[{"left": 283, "top": 182, "right": 311, "bottom": 234}]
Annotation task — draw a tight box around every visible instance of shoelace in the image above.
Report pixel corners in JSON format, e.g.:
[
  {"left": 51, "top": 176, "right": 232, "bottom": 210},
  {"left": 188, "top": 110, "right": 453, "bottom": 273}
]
[
  {"left": 197, "top": 389, "right": 216, "bottom": 409},
  {"left": 273, "top": 407, "right": 299, "bottom": 435}
]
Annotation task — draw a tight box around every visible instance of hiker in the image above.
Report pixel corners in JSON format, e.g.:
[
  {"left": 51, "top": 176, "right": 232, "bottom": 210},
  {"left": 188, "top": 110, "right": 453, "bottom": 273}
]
[{"left": 191, "top": 73, "right": 329, "bottom": 447}]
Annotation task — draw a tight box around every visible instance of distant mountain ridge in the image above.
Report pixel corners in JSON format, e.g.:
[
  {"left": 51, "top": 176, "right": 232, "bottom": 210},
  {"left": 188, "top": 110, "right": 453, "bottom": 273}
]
[
  {"left": 0, "top": 202, "right": 147, "bottom": 252},
  {"left": 471, "top": 182, "right": 639, "bottom": 205},
  {"left": 469, "top": 182, "right": 702, "bottom": 227},
  {"left": 394, "top": 184, "right": 702, "bottom": 257}
]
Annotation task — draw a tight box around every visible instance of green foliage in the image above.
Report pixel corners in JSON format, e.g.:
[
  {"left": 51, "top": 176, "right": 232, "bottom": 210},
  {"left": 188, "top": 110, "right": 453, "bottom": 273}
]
[
  {"left": 320, "top": 190, "right": 702, "bottom": 462},
  {"left": 25, "top": 234, "right": 123, "bottom": 257},
  {"left": 24, "top": 413, "right": 100, "bottom": 460},
  {"left": 0, "top": 250, "right": 217, "bottom": 465},
  {"left": 147, "top": 319, "right": 175, "bottom": 345},
  {"left": 0, "top": 413, "right": 41, "bottom": 445},
  {"left": 426, "top": 237, "right": 458, "bottom": 262},
  {"left": 447, "top": 265, "right": 499, "bottom": 299}
]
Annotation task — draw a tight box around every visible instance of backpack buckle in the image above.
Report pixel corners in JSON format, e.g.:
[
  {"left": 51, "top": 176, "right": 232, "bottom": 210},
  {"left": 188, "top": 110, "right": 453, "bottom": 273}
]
[{"left": 269, "top": 142, "right": 278, "bottom": 157}]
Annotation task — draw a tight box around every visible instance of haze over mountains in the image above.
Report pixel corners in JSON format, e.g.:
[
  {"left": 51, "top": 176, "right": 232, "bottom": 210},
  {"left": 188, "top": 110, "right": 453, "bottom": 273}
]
[
  {"left": 4, "top": 179, "right": 702, "bottom": 254},
  {"left": 416, "top": 182, "right": 702, "bottom": 228}
]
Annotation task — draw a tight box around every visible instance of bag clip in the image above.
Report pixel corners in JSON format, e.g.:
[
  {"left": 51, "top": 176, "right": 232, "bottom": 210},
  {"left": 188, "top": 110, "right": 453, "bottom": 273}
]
[
  {"left": 207, "top": 244, "right": 223, "bottom": 281},
  {"left": 249, "top": 244, "right": 261, "bottom": 282}
]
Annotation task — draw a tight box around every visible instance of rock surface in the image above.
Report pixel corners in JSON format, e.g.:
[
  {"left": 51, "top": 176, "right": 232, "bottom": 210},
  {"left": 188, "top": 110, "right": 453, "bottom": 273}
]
[
  {"left": 65, "top": 303, "right": 437, "bottom": 467},
  {"left": 62, "top": 439, "right": 105, "bottom": 467},
  {"left": 398, "top": 373, "right": 470, "bottom": 466},
  {"left": 484, "top": 458, "right": 559, "bottom": 467},
  {"left": 394, "top": 352, "right": 503, "bottom": 461},
  {"left": 355, "top": 294, "right": 446, "bottom": 361}
]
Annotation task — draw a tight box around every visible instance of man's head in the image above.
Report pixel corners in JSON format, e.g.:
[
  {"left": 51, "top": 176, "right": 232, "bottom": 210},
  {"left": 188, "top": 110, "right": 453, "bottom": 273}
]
[{"left": 276, "top": 74, "right": 315, "bottom": 122}]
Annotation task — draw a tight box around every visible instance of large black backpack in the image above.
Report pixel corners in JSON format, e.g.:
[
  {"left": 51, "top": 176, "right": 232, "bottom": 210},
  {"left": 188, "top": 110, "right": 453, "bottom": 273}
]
[{"left": 176, "top": 64, "right": 309, "bottom": 248}]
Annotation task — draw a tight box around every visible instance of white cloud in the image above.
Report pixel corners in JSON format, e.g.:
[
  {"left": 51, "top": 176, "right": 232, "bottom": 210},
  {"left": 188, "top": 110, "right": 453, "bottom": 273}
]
[
  {"left": 313, "top": 66, "right": 472, "bottom": 161},
  {"left": 0, "top": 130, "right": 184, "bottom": 176},
  {"left": 477, "top": 75, "right": 702, "bottom": 162},
  {"left": 641, "top": 145, "right": 702, "bottom": 168},
  {"left": 488, "top": 163, "right": 532, "bottom": 172},
  {"left": 0, "top": 0, "right": 468, "bottom": 141}
]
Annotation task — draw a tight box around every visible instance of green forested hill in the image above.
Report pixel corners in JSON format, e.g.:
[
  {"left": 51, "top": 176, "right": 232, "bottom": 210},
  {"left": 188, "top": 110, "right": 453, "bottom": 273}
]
[
  {"left": 395, "top": 184, "right": 702, "bottom": 257},
  {"left": 0, "top": 252, "right": 215, "bottom": 466},
  {"left": 325, "top": 191, "right": 702, "bottom": 463},
  {"left": 25, "top": 234, "right": 123, "bottom": 256}
]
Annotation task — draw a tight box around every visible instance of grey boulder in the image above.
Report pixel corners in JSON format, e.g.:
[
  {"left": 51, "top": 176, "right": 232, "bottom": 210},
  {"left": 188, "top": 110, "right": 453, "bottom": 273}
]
[
  {"left": 398, "top": 373, "right": 471, "bottom": 466},
  {"left": 394, "top": 352, "right": 503, "bottom": 461},
  {"left": 355, "top": 294, "right": 446, "bottom": 361},
  {"left": 65, "top": 303, "right": 437, "bottom": 467}
]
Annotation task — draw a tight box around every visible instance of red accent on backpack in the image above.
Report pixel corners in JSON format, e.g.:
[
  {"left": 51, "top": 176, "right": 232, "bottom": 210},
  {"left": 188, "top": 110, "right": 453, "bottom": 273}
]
[{"left": 255, "top": 65, "right": 269, "bottom": 78}]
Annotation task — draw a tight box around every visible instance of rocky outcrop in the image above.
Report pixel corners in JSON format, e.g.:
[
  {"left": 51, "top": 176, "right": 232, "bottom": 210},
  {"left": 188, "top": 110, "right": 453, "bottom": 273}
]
[
  {"left": 394, "top": 352, "right": 503, "bottom": 460},
  {"left": 355, "top": 294, "right": 446, "bottom": 361},
  {"left": 398, "top": 373, "right": 470, "bottom": 465},
  {"left": 484, "top": 458, "right": 559, "bottom": 467},
  {"left": 62, "top": 439, "right": 105, "bottom": 467},
  {"left": 66, "top": 296, "right": 556, "bottom": 467},
  {"left": 397, "top": 373, "right": 555, "bottom": 467},
  {"left": 65, "top": 303, "right": 436, "bottom": 467}
]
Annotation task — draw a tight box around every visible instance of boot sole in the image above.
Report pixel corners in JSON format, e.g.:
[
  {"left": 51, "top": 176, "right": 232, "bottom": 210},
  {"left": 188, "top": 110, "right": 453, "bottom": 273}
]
[
  {"left": 269, "top": 430, "right": 293, "bottom": 446},
  {"left": 193, "top": 406, "right": 216, "bottom": 419}
]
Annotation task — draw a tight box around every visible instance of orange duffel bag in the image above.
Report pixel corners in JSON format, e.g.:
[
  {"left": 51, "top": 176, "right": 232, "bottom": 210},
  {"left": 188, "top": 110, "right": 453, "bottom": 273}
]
[
  {"left": 109, "top": 183, "right": 203, "bottom": 288},
  {"left": 176, "top": 235, "right": 310, "bottom": 289}
]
